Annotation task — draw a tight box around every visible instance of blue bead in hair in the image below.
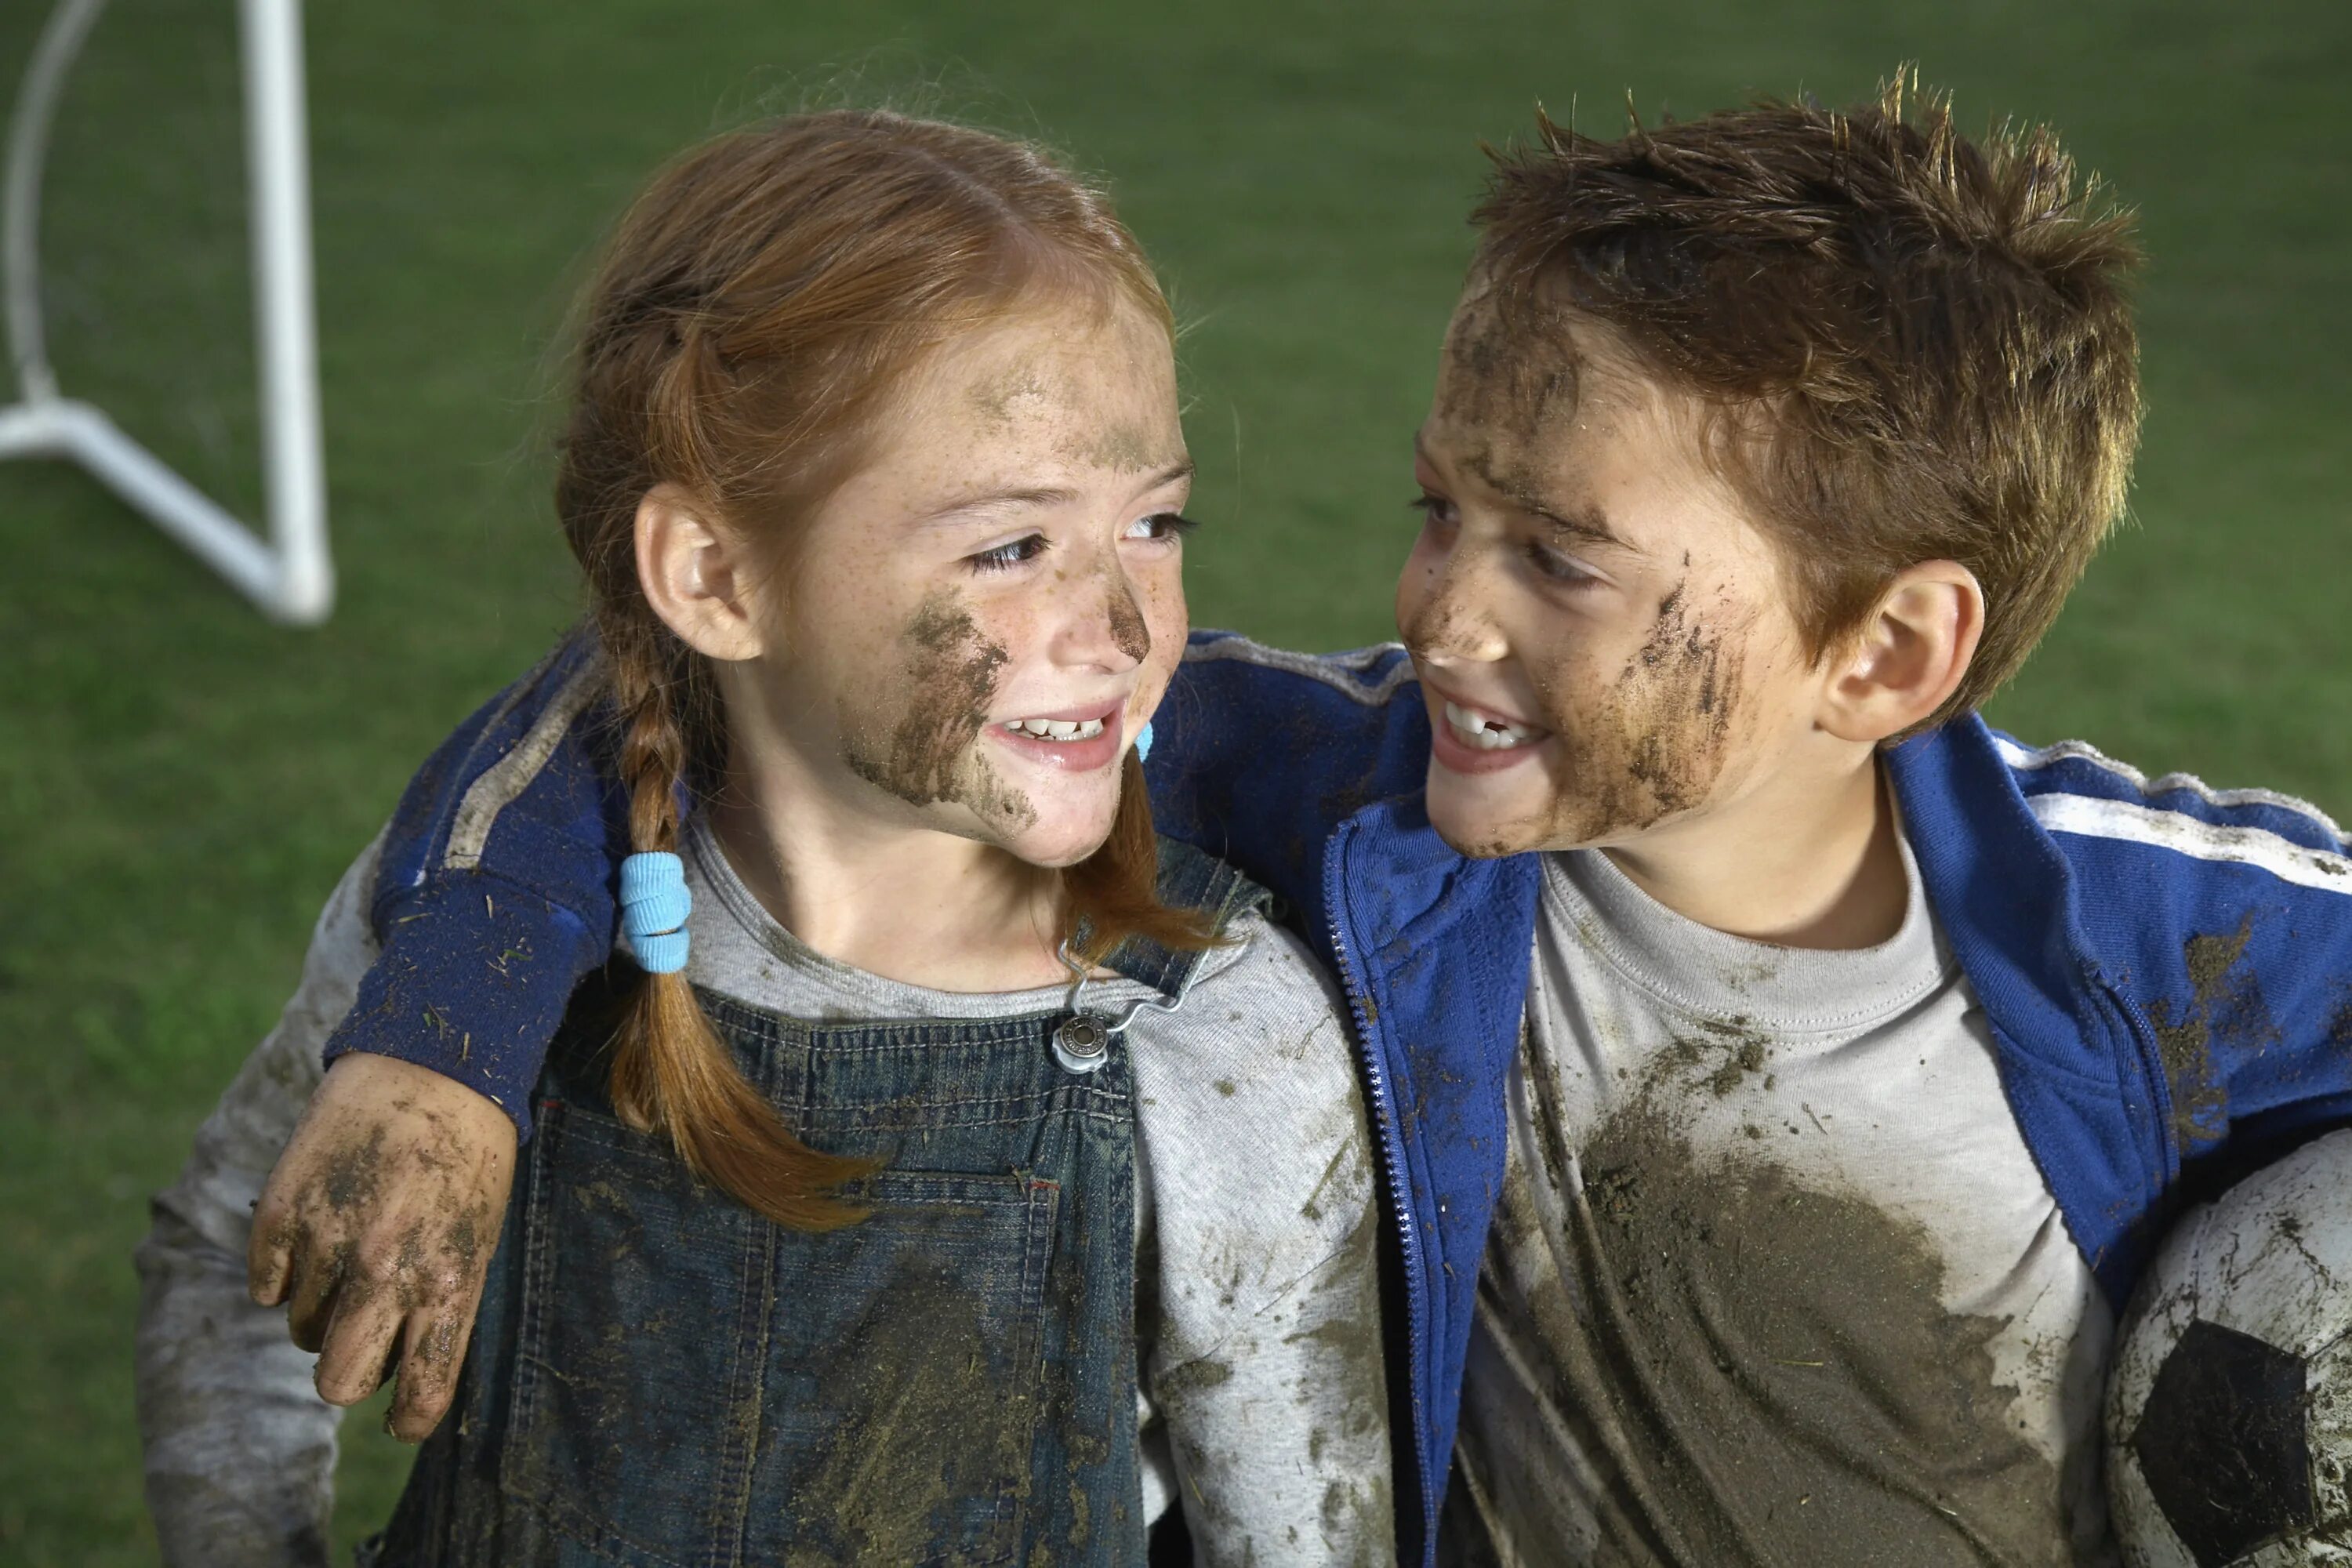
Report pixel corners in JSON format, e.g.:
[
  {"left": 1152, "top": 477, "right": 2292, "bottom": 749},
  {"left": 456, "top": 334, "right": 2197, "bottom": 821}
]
[{"left": 619, "top": 851, "right": 692, "bottom": 975}]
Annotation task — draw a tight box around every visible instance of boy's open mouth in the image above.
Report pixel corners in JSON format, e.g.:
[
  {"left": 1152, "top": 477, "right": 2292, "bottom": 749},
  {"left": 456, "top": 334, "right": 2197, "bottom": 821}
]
[
  {"left": 1427, "top": 688, "right": 1552, "bottom": 777},
  {"left": 1443, "top": 699, "right": 1542, "bottom": 752}
]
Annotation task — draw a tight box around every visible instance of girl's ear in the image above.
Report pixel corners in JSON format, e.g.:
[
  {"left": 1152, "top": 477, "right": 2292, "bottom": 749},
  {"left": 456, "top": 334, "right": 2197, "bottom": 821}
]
[
  {"left": 1818, "top": 559, "right": 1985, "bottom": 744},
  {"left": 634, "top": 483, "right": 768, "bottom": 662}
]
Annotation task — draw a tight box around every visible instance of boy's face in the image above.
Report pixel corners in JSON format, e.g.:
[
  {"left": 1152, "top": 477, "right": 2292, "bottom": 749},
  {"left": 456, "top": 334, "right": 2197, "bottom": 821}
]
[{"left": 1396, "top": 292, "right": 1832, "bottom": 859}]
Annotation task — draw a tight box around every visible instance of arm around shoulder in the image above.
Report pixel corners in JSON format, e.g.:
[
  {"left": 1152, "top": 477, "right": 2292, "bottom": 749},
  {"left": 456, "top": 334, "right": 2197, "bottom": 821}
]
[{"left": 319, "top": 633, "right": 630, "bottom": 1137}]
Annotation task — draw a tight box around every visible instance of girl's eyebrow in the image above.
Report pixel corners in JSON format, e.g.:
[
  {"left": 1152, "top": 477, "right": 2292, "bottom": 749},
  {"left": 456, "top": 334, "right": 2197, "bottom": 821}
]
[
  {"left": 920, "top": 460, "right": 1193, "bottom": 527},
  {"left": 921, "top": 485, "right": 1080, "bottom": 525}
]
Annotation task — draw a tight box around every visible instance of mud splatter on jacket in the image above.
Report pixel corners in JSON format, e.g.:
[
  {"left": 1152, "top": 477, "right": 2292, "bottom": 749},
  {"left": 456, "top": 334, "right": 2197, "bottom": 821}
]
[{"left": 320, "top": 628, "right": 2352, "bottom": 1567}]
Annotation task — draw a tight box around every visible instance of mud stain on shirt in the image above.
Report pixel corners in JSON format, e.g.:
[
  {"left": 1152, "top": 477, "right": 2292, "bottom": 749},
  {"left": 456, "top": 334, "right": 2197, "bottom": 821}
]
[
  {"left": 1501, "top": 1094, "right": 2072, "bottom": 1566},
  {"left": 1659, "top": 1015, "right": 1774, "bottom": 1100}
]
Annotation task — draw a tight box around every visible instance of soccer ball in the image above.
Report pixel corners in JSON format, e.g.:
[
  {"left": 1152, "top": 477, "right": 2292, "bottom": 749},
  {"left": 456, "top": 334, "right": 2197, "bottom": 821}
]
[{"left": 2107, "top": 1127, "right": 2352, "bottom": 1565}]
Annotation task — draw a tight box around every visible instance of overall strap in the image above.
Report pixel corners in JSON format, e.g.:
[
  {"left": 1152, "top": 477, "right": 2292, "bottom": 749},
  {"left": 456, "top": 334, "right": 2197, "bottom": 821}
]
[{"left": 1102, "top": 836, "right": 1275, "bottom": 1000}]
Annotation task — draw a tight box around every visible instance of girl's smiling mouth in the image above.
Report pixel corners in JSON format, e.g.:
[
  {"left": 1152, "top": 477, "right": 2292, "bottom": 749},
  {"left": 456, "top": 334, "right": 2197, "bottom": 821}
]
[{"left": 992, "top": 699, "right": 1129, "bottom": 770}]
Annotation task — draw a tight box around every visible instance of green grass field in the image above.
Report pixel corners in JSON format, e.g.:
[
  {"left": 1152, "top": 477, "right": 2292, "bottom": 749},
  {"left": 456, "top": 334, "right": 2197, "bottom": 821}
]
[{"left": 2, "top": 0, "right": 2346, "bottom": 1558}]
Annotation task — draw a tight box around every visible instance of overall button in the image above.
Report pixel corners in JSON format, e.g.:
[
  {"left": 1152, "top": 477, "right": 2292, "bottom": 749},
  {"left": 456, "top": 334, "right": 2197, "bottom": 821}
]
[{"left": 1053, "top": 1014, "right": 1110, "bottom": 1075}]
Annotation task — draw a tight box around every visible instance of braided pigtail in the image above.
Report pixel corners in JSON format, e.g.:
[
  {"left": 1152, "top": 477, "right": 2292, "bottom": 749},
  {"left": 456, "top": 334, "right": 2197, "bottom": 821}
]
[{"left": 601, "top": 620, "right": 879, "bottom": 1230}]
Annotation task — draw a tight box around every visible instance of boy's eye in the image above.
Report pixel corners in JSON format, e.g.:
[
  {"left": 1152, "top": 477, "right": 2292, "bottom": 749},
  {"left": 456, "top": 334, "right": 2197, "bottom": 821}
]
[
  {"left": 1524, "top": 541, "right": 1598, "bottom": 588},
  {"left": 1408, "top": 492, "right": 1457, "bottom": 531},
  {"left": 967, "top": 534, "right": 1051, "bottom": 573},
  {"left": 1125, "top": 511, "right": 1201, "bottom": 543}
]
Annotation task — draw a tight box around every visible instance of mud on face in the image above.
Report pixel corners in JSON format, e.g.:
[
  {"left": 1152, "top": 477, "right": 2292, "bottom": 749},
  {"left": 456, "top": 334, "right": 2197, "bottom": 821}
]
[
  {"left": 1559, "top": 576, "right": 1755, "bottom": 840},
  {"left": 1442, "top": 571, "right": 1759, "bottom": 857},
  {"left": 1104, "top": 574, "right": 1151, "bottom": 666},
  {"left": 1410, "top": 299, "right": 1788, "bottom": 856},
  {"left": 840, "top": 590, "right": 1037, "bottom": 829},
  {"left": 1435, "top": 291, "right": 1586, "bottom": 467}
]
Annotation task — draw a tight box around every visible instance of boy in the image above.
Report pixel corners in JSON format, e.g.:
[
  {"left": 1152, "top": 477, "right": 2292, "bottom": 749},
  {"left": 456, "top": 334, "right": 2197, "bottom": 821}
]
[{"left": 189, "top": 80, "right": 2352, "bottom": 1564}]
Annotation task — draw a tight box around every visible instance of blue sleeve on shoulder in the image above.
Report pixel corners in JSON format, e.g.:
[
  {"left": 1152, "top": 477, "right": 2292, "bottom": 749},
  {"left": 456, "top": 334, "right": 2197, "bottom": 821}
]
[
  {"left": 1142, "top": 632, "right": 1429, "bottom": 933},
  {"left": 319, "top": 629, "right": 1436, "bottom": 1137},
  {"left": 321, "top": 633, "right": 632, "bottom": 1138}
]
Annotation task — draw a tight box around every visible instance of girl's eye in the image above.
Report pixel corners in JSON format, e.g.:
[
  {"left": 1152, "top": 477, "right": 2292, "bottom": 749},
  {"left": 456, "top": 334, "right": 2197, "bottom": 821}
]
[
  {"left": 1524, "top": 541, "right": 1599, "bottom": 588},
  {"left": 1408, "top": 492, "right": 1458, "bottom": 532},
  {"left": 967, "top": 534, "right": 1051, "bottom": 574},
  {"left": 1125, "top": 511, "right": 1201, "bottom": 543}
]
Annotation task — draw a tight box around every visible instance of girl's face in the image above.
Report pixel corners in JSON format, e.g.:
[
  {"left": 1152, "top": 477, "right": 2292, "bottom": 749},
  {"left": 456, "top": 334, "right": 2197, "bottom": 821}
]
[{"left": 732, "top": 299, "right": 1192, "bottom": 867}]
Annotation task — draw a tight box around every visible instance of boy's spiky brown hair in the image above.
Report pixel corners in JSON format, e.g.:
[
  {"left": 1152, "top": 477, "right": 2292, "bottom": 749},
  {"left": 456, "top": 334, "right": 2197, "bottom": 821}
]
[{"left": 1472, "top": 71, "right": 2143, "bottom": 731}]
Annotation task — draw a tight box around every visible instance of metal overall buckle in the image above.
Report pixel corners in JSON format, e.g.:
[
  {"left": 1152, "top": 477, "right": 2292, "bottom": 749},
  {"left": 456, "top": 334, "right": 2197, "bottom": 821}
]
[{"left": 1052, "top": 937, "right": 1187, "bottom": 1075}]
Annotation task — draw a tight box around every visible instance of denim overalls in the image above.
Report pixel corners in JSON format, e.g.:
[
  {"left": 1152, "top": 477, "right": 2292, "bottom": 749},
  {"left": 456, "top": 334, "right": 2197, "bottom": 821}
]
[{"left": 365, "top": 839, "right": 1265, "bottom": 1567}]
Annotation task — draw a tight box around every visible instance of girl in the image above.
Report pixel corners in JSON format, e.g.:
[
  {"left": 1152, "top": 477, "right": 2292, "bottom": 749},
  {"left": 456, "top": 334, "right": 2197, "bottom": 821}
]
[{"left": 135, "top": 111, "right": 1391, "bottom": 1566}]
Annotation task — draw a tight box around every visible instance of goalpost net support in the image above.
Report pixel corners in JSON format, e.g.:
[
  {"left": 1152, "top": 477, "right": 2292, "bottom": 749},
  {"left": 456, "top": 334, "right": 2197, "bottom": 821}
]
[{"left": 0, "top": 0, "right": 331, "bottom": 624}]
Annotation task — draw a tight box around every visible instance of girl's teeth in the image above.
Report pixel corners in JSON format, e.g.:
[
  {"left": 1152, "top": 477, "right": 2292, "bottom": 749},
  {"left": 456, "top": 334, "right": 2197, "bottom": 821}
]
[
  {"left": 1002, "top": 717, "right": 1105, "bottom": 741},
  {"left": 1443, "top": 699, "right": 1537, "bottom": 750}
]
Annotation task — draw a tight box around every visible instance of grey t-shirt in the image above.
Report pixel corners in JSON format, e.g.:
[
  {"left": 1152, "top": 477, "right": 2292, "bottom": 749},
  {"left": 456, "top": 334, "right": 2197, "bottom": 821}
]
[
  {"left": 136, "top": 820, "right": 1394, "bottom": 1567},
  {"left": 1452, "top": 833, "right": 2114, "bottom": 1567}
]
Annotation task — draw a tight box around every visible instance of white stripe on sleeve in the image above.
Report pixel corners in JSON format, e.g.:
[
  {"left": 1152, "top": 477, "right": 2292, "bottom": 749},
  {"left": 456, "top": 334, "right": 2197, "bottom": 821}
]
[{"left": 2026, "top": 791, "right": 2352, "bottom": 897}]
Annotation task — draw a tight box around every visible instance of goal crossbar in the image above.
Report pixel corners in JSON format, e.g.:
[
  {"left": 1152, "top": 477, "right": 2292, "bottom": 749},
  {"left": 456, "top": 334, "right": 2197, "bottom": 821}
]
[{"left": 2, "top": 0, "right": 331, "bottom": 623}]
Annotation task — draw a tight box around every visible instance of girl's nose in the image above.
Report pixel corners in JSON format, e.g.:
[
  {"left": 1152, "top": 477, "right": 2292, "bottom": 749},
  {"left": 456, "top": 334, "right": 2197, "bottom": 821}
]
[
  {"left": 1055, "top": 563, "right": 1151, "bottom": 672},
  {"left": 1103, "top": 575, "right": 1151, "bottom": 667}
]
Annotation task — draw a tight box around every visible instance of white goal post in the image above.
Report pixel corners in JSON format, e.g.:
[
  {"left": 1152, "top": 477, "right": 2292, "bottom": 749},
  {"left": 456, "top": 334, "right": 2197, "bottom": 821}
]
[{"left": 0, "top": 0, "right": 330, "bottom": 623}]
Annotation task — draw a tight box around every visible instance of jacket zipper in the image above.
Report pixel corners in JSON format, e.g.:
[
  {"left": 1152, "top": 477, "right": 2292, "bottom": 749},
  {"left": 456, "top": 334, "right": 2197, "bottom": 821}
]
[
  {"left": 2097, "top": 967, "right": 2181, "bottom": 1189},
  {"left": 1322, "top": 819, "right": 1436, "bottom": 1561}
]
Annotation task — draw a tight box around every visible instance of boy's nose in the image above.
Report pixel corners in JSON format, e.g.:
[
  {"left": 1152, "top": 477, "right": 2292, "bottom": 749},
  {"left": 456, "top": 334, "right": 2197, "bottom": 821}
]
[{"left": 1404, "top": 564, "right": 1510, "bottom": 667}]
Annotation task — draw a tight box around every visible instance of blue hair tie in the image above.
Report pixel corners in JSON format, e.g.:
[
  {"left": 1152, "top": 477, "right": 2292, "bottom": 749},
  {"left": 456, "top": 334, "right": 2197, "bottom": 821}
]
[
  {"left": 1135, "top": 720, "right": 1155, "bottom": 763},
  {"left": 619, "top": 851, "right": 691, "bottom": 975}
]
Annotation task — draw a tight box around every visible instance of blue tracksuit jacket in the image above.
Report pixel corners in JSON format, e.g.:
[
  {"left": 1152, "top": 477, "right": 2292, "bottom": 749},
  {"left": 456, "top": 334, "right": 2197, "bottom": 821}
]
[{"left": 328, "top": 628, "right": 2352, "bottom": 1566}]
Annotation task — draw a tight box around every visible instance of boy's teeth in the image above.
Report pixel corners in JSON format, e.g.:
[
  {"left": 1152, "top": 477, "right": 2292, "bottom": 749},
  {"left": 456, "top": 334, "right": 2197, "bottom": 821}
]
[
  {"left": 1002, "top": 717, "right": 1105, "bottom": 741},
  {"left": 1443, "top": 699, "right": 1537, "bottom": 750}
]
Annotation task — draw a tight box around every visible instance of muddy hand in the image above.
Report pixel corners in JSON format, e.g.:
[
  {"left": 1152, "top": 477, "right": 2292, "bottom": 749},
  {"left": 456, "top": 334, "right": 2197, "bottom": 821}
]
[{"left": 249, "top": 1051, "right": 516, "bottom": 1442}]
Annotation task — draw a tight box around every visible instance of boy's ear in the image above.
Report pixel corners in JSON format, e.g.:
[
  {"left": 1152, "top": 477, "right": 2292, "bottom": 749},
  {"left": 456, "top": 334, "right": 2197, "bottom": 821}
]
[
  {"left": 634, "top": 483, "right": 768, "bottom": 663},
  {"left": 1817, "top": 561, "right": 1984, "bottom": 744}
]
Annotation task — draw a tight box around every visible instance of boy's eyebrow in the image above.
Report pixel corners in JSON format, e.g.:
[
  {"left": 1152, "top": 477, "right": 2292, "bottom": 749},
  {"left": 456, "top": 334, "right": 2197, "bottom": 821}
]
[
  {"left": 1414, "top": 434, "right": 1636, "bottom": 554},
  {"left": 1532, "top": 499, "right": 1635, "bottom": 554},
  {"left": 922, "top": 459, "right": 1193, "bottom": 526}
]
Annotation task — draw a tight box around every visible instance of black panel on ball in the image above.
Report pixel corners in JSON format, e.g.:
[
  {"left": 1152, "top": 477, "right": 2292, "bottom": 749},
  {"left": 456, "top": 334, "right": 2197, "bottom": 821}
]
[{"left": 2130, "top": 1318, "right": 2314, "bottom": 1566}]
